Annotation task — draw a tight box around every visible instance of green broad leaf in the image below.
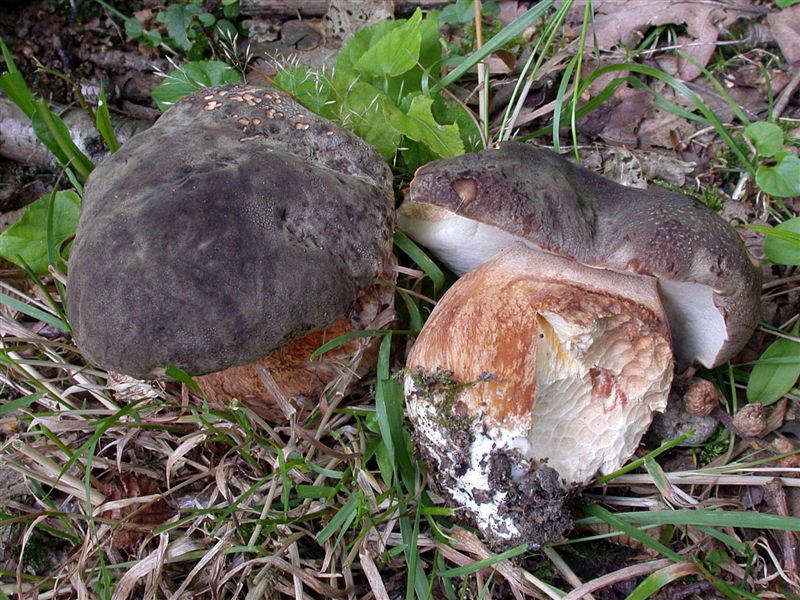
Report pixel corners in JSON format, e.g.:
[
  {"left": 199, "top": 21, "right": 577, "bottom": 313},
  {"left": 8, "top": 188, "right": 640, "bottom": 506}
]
[
  {"left": 355, "top": 9, "right": 423, "bottom": 77},
  {"left": 161, "top": 4, "right": 202, "bottom": 52},
  {"left": 384, "top": 95, "right": 464, "bottom": 158},
  {"left": 776, "top": 0, "right": 800, "bottom": 7},
  {"left": 151, "top": 60, "right": 242, "bottom": 111},
  {"left": 400, "top": 141, "right": 439, "bottom": 175},
  {"left": 746, "top": 324, "right": 800, "bottom": 406},
  {"left": 744, "top": 121, "right": 784, "bottom": 158},
  {"left": 756, "top": 151, "right": 800, "bottom": 198},
  {"left": 331, "top": 76, "right": 402, "bottom": 159},
  {"left": 336, "top": 21, "right": 400, "bottom": 76},
  {"left": 223, "top": 2, "right": 239, "bottom": 18},
  {"left": 0, "top": 190, "right": 80, "bottom": 275},
  {"left": 273, "top": 67, "right": 333, "bottom": 115},
  {"left": 433, "top": 96, "right": 482, "bottom": 152},
  {"left": 762, "top": 216, "right": 800, "bottom": 265}
]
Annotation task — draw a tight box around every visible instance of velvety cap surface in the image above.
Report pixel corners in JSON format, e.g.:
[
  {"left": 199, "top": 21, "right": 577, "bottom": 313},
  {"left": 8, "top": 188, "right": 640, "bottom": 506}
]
[{"left": 67, "top": 84, "right": 394, "bottom": 378}]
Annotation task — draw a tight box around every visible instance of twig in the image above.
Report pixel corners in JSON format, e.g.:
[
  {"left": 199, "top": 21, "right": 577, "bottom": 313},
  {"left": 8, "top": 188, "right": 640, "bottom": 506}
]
[
  {"left": 763, "top": 478, "right": 799, "bottom": 588},
  {"left": 774, "top": 64, "right": 800, "bottom": 120},
  {"left": 560, "top": 559, "right": 673, "bottom": 600},
  {"left": 542, "top": 547, "right": 596, "bottom": 600}
]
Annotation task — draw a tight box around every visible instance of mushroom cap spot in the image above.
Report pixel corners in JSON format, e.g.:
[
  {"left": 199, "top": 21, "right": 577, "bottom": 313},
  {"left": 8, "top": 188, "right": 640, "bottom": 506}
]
[
  {"left": 405, "top": 244, "right": 673, "bottom": 548},
  {"left": 401, "top": 142, "right": 761, "bottom": 367},
  {"left": 67, "top": 84, "right": 394, "bottom": 378}
]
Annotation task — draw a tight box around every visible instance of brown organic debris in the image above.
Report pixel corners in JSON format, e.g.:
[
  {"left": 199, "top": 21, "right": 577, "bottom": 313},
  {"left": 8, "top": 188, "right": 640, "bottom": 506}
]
[
  {"left": 733, "top": 403, "right": 767, "bottom": 438},
  {"left": 683, "top": 378, "right": 720, "bottom": 417},
  {"left": 101, "top": 473, "right": 174, "bottom": 550}
]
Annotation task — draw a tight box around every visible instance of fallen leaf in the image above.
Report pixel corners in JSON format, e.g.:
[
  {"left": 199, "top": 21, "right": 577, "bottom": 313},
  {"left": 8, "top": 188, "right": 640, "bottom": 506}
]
[
  {"left": 574, "top": 0, "right": 760, "bottom": 81},
  {"left": 767, "top": 4, "right": 800, "bottom": 64},
  {"left": 579, "top": 85, "right": 652, "bottom": 146},
  {"left": 102, "top": 473, "right": 174, "bottom": 550}
]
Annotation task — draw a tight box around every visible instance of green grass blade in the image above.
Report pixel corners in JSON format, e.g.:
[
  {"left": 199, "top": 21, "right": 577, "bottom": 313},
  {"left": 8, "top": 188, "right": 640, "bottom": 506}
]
[
  {"left": 440, "top": 542, "right": 528, "bottom": 577},
  {"left": 0, "top": 392, "right": 47, "bottom": 416},
  {"left": 0, "top": 37, "right": 36, "bottom": 118},
  {"left": 164, "top": 365, "right": 203, "bottom": 394},
  {"left": 624, "top": 562, "right": 699, "bottom": 600},
  {"left": 595, "top": 433, "right": 690, "bottom": 484},
  {"left": 575, "top": 509, "right": 800, "bottom": 532},
  {"left": 0, "top": 292, "right": 68, "bottom": 331},
  {"left": 310, "top": 329, "right": 414, "bottom": 360},
  {"left": 577, "top": 63, "right": 754, "bottom": 174},
  {"left": 315, "top": 493, "right": 359, "bottom": 544},
  {"left": 394, "top": 230, "right": 445, "bottom": 293},
  {"left": 581, "top": 504, "right": 683, "bottom": 563},
  {"left": 95, "top": 87, "right": 120, "bottom": 153},
  {"left": 33, "top": 99, "right": 94, "bottom": 179},
  {"left": 431, "top": 0, "right": 554, "bottom": 94}
]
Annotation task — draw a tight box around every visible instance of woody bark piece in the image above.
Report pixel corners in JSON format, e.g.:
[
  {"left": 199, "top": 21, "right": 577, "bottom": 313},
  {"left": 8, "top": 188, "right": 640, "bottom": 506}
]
[
  {"left": 0, "top": 95, "right": 150, "bottom": 171},
  {"left": 240, "top": 0, "right": 330, "bottom": 16}
]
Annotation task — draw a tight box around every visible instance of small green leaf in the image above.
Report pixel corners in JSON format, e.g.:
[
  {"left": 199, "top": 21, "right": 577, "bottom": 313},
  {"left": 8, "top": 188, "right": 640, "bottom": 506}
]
[
  {"left": 744, "top": 121, "right": 784, "bottom": 158},
  {"left": 776, "top": 0, "right": 800, "bottom": 7},
  {"left": 755, "top": 152, "right": 800, "bottom": 198},
  {"left": 124, "top": 17, "right": 144, "bottom": 39},
  {"left": 762, "top": 216, "right": 800, "bottom": 265},
  {"left": 385, "top": 95, "right": 464, "bottom": 158},
  {"left": 214, "top": 19, "right": 237, "bottom": 40},
  {"left": 0, "top": 191, "right": 80, "bottom": 274},
  {"left": 151, "top": 60, "right": 242, "bottom": 111},
  {"left": 162, "top": 5, "right": 200, "bottom": 52},
  {"left": 198, "top": 12, "right": 216, "bottom": 28},
  {"left": 747, "top": 325, "right": 800, "bottom": 406},
  {"left": 355, "top": 9, "right": 423, "bottom": 77}
]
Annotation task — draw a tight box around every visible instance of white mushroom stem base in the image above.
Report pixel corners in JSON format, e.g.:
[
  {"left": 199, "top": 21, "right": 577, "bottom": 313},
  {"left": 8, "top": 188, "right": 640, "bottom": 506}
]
[{"left": 404, "top": 244, "right": 673, "bottom": 549}]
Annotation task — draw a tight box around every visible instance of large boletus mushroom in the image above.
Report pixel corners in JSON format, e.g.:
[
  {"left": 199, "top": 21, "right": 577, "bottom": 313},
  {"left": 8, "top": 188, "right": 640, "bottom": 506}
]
[
  {"left": 67, "top": 84, "right": 394, "bottom": 408},
  {"left": 399, "top": 142, "right": 761, "bottom": 369},
  {"left": 398, "top": 142, "right": 761, "bottom": 549}
]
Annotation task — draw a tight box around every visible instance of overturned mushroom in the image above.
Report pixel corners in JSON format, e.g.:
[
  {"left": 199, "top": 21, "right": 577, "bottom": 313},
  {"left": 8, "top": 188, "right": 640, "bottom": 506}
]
[
  {"left": 399, "top": 142, "right": 761, "bottom": 548},
  {"left": 399, "top": 142, "right": 761, "bottom": 369},
  {"left": 406, "top": 244, "right": 673, "bottom": 548},
  {"left": 67, "top": 84, "right": 394, "bottom": 409}
]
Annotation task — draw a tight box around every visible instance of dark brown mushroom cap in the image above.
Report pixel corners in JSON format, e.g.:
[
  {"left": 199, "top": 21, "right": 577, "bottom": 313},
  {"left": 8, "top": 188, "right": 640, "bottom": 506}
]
[
  {"left": 67, "top": 84, "right": 394, "bottom": 378},
  {"left": 400, "top": 142, "right": 761, "bottom": 368}
]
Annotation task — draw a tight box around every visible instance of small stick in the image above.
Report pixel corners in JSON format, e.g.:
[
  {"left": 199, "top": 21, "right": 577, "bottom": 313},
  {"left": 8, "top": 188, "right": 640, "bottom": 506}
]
[
  {"left": 763, "top": 478, "right": 799, "bottom": 586},
  {"left": 560, "top": 559, "right": 673, "bottom": 600}
]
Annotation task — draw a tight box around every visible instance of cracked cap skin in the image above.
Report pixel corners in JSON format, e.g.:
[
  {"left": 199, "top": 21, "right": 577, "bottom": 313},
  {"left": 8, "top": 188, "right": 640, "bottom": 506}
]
[{"left": 67, "top": 84, "right": 395, "bottom": 379}]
